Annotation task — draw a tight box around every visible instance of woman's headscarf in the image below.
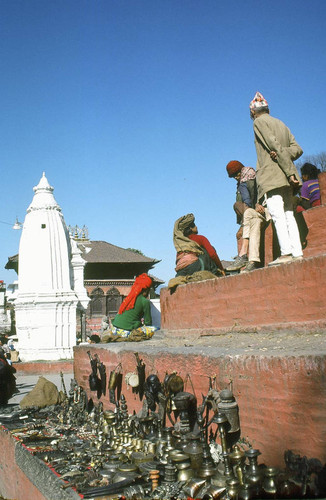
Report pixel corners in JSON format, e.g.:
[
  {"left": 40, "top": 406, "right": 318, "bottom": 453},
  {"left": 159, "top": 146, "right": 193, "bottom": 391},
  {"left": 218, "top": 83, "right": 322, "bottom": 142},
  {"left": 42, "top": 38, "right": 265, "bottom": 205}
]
[
  {"left": 118, "top": 273, "right": 153, "bottom": 314},
  {"left": 173, "top": 213, "right": 203, "bottom": 254}
]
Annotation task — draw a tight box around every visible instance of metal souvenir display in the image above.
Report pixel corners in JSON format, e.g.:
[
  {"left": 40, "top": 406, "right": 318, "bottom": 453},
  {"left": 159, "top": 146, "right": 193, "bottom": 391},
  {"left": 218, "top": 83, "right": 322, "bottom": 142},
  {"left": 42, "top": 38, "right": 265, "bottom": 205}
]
[{"left": 1, "top": 358, "right": 326, "bottom": 500}]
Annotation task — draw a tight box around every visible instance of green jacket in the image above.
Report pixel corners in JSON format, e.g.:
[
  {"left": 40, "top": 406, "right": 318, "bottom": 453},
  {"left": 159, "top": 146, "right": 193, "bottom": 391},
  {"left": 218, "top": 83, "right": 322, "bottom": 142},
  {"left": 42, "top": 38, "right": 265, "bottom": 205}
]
[
  {"left": 112, "top": 294, "right": 152, "bottom": 331},
  {"left": 253, "top": 113, "right": 303, "bottom": 199}
]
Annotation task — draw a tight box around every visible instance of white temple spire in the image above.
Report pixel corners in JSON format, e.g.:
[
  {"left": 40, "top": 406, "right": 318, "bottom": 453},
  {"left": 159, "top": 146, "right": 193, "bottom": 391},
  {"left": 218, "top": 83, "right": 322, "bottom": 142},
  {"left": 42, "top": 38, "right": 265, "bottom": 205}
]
[{"left": 15, "top": 173, "right": 89, "bottom": 361}]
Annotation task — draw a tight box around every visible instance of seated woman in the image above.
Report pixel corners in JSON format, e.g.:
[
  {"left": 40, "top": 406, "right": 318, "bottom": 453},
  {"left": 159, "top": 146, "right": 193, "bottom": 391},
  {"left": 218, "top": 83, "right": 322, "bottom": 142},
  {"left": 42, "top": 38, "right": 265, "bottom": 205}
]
[
  {"left": 173, "top": 213, "right": 224, "bottom": 277},
  {"left": 296, "top": 163, "right": 321, "bottom": 212},
  {"left": 107, "top": 273, "right": 157, "bottom": 340}
]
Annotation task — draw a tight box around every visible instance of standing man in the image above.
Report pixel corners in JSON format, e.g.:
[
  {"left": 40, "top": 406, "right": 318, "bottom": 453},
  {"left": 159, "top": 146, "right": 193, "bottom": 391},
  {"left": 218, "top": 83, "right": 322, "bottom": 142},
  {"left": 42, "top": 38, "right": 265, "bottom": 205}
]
[
  {"left": 250, "top": 92, "right": 303, "bottom": 266},
  {"left": 226, "top": 161, "right": 268, "bottom": 272}
]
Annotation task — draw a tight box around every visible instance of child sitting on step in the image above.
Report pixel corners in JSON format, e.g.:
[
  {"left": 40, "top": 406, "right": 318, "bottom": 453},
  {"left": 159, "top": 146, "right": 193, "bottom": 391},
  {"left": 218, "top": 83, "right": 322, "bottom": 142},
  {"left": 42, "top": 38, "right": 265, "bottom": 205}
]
[{"left": 296, "top": 163, "right": 321, "bottom": 212}]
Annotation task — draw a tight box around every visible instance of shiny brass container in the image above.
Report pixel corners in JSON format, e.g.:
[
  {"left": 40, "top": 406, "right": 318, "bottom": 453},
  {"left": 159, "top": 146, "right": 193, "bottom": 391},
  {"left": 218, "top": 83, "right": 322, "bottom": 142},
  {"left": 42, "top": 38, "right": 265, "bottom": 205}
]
[
  {"left": 238, "top": 482, "right": 252, "bottom": 500},
  {"left": 102, "top": 454, "right": 123, "bottom": 472},
  {"left": 262, "top": 466, "right": 279, "bottom": 498},
  {"left": 226, "top": 478, "right": 240, "bottom": 499},
  {"left": 118, "top": 463, "right": 139, "bottom": 473},
  {"left": 184, "top": 434, "right": 203, "bottom": 471},
  {"left": 112, "top": 470, "right": 139, "bottom": 483},
  {"left": 178, "top": 466, "right": 194, "bottom": 481},
  {"left": 202, "top": 484, "right": 226, "bottom": 499},
  {"left": 168, "top": 450, "right": 189, "bottom": 462},
  {"left": 131, "top": 451, "right": 155, "bottom": 464},
  {"left": 103, "top": 411, "right": 115, "bottom": 423}
]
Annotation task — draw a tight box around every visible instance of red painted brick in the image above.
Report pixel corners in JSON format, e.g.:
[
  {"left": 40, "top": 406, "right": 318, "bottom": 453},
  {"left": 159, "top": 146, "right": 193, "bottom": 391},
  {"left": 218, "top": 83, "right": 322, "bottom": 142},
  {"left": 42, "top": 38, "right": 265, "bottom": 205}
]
[
  {"left": 0, "top": 429, "right": 51, "bottom": 500},
  {"left": 161, "top": 255, "right": 326, "bottom": 333}
]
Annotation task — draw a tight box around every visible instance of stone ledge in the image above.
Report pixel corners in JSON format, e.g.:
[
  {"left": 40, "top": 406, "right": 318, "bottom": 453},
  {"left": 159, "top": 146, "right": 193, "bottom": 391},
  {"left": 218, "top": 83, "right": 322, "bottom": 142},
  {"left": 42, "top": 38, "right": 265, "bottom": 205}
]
[
  {"left": 15, "top": 441, "right": 81, "bottom": 500},
  {"left": 0, "top": 427, "right": 80, "bottom": 500},
  {"left": 14, "top": 359, "right": 74, "bottom": 374}
]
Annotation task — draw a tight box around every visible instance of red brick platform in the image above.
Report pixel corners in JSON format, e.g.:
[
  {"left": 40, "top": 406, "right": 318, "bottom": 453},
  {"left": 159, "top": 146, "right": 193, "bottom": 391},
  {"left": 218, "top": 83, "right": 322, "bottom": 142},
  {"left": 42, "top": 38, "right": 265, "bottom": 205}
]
[{"left": 160, "top": 253, "right": 326, "bottom": 334}]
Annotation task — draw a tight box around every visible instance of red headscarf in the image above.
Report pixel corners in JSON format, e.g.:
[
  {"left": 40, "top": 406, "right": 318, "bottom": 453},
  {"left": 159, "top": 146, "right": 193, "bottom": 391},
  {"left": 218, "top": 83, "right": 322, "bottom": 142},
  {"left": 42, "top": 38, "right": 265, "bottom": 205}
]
[{"left": 118, "top": 273, "right": 153, "bottom": 314}]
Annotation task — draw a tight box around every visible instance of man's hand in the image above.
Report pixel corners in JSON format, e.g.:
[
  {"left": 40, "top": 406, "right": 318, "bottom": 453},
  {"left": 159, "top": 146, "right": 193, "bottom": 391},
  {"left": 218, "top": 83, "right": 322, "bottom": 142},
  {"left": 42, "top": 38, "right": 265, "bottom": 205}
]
[
  {"left": 270, "top": 151, "right": 277, "bottom": 161},
  {"left": 255, "top": 203, "right": 265, "bottom": 215},
  {"left": 288, "top": 174, "right": 300, "bottom": 187}
]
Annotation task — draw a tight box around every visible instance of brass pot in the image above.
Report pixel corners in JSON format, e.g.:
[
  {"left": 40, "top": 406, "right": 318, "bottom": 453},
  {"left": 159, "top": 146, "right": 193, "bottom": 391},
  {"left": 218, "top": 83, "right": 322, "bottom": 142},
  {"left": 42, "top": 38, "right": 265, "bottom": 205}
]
[{"left": 178, "top": 466, "right": 194, "bottom": 481}]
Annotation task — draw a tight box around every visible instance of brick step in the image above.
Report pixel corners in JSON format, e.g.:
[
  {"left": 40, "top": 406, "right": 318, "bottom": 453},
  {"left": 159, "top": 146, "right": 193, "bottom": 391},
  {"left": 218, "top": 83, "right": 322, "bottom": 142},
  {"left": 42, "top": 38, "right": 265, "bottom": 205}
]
[
  {"left": 264, "top": 171, "right": 326, "bottom": 264},
  {"left": 160, "top": 253, "right": 326, "bottom": 334}
]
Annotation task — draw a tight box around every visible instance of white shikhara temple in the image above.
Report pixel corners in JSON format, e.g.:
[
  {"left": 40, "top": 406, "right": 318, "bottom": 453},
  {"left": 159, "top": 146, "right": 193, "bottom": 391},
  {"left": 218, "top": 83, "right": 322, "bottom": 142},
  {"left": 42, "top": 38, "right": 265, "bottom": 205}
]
[{"left": 15, "top": 173, "right": 89, "bottom": 361}]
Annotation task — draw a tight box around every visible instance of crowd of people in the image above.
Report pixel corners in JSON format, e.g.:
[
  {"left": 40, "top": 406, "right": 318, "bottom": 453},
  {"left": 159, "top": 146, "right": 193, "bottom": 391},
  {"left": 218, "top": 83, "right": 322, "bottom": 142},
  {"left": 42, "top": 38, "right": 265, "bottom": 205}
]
[{"left": 174, "top": 91, "right": 322, "bottom": 277}]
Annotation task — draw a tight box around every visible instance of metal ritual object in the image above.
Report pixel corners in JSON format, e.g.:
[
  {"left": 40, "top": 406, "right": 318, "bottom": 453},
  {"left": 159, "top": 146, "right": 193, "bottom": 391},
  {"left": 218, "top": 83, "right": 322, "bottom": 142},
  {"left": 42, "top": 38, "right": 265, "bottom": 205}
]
[
  {"left": 262, "top": 466, "right": 279, "bottom": 498},
  {"left": 172, "top": 391, "right": 198, "bottom": 443},
  {"left": 108, "top": 362, "right": 122, "bottom": 404},
  {"left": 218, "top": 389, "right": 239, "bottom": 432},
  {"left": 197, "top": 413, "right": 216, "bottom": 479},
  {"left": 229, "top": 444, "right": 245, "bottom": 485},
  {"left": 218, "top": 388, "right": 240, "bottom": 449},
  {"left": 226, "top": 477, "right": 240, "bottom": 499},
  {"left": 94, "top": 353, "right": 107, "bottom": 397},
  {"left": 171, "top": 453, "right": 194, "bottom": 481},
  {"left": 164, "top": 372, "right": 184, "bottom": 394},
  {"left": 184, "top": 432, "right": 203, "bottom": 472},
  {"left": 244, "top": 448, "right": 263, "bottom": 497},
  {"left": 210, "top": 413, "right": 232, "bottom": 486},
  {"left": 134, "top": 352, "right": 146, "bottom": 400},
  {"left": 238, "top": 482, "right": 252, "bottom": 500},
  {"left": 87, "top": 350, "right": 101, "bottom": 393},
  {"left": 142, "top": 374, "right": 163, "bottom": 418},
  {"left": 163, "top": 458, "right": 177, "bottom": 483}
]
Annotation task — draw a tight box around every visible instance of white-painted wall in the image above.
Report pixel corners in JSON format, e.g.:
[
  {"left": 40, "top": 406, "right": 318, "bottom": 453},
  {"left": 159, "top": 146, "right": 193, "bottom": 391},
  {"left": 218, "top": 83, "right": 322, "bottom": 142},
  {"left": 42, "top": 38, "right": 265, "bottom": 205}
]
[{"left": 150, "top": 298, "right": 161, "bottom": 328}]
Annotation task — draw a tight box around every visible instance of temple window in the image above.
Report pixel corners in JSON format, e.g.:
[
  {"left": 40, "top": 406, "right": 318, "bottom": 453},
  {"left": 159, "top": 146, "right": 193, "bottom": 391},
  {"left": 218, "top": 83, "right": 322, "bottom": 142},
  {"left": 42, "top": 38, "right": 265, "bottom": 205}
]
[
  {"left": 106, "top": 287, "right": 122, "bottom": 318},
  {"left": 90, "top": 287, "right": 105, "bottom": 317}
]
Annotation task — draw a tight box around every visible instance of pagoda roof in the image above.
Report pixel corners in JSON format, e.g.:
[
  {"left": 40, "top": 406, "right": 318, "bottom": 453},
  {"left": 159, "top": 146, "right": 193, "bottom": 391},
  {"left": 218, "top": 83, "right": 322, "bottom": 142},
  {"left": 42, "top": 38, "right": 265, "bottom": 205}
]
[
  {"left": 79, "top": 240, "right": 160, "bottom": 265},
  {"left": 5, "top": 254, "right": 18, "bottom": 271},
  {"left": 5, "top": 241, "right": 160, "bottom": 272}
]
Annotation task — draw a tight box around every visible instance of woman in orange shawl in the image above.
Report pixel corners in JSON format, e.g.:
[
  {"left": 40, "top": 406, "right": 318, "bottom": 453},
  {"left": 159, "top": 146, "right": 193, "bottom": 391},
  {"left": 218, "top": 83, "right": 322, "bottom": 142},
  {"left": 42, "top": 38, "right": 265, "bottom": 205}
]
[{"left": 109, "top": 274, "right": 157, "bottom": 340}]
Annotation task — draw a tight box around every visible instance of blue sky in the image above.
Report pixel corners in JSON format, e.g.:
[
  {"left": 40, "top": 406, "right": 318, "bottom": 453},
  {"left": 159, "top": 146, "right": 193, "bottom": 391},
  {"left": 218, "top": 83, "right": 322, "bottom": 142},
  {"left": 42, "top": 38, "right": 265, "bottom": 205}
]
[{"left": 1, "top": 0, "right": 325, "bottom": 286}]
